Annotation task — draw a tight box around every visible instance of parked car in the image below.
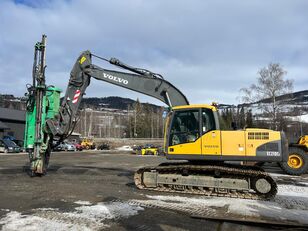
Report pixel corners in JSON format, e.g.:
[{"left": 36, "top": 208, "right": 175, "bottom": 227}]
[
  {"left": 0, "top": 139, "right": 21, "bottom": 153},
  {"left": 62, "top": 142, "right": 76, "bottom": 151},
  {"left": 73, "top": 142, "right": 83, "bottom": 151},
  {"left": 13, "top": 140, "right": 25, "bottom": 152},
  {"left": 52, "top": 142, "right": 64, "bottom": 152},
  {"left": 132, "top": 145, "right": 143, "bottom": 152},
  {"left": 2, "top": 136, "right": 25, "bottom": 152},
  {"left": 97, "top": 143, "right": 110, "bottom": 150}
]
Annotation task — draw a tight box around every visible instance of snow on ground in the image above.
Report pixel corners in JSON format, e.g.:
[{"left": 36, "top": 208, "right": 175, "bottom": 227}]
[
  {"left": 1, "top": 184, "right": 308, "bottom": 229},
  {"left": 74, "top": 200, "right": 92, "bottom": 206},
  {"left": 286, "top": 114, "right": 308, "bottom": 123},
  {"left": 278, "top": 184, "right": 308, "bottom": 197},
  {"left": 300, "top": 182, "right": 308, "bottom": 186},
  {"left": 115, "top": 145, "right": 133, "bottom": 151},
  {"left": 299, "top": 114, "right": 308, "bottom": 123},
  {"left": 0, "top": 201, "right": 143, "bottom": 231},
  {"left": 129, "top": 183, "right": 308, "bottom": 225},
  {"left": 0, "top": 211, "right": 88, "bottom": 231},
  {"left": 247, "top": 103, "right": 308, "bottom": 123}
]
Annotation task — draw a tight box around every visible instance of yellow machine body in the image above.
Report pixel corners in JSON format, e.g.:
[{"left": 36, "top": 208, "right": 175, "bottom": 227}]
[
  {"left": 81, "top": 138, "right": 95, "bottom": 150},
  {"left": 165, "top": 104, "right": 287, "bottom": 162},
  {"left": 140, "top": 147, "right": 158, "bottom": 156},
  {"left": 297, "top": 135, "right": 308, "bottom": 147}
]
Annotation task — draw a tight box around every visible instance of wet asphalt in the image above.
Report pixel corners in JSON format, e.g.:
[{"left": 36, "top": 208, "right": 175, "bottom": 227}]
[{"left": 0, "top": 151, "right": 307, "bottom": 231}]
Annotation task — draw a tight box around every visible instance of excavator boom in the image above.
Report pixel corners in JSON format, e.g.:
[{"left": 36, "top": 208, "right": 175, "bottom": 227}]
[{"left": 46, "top": 50, "right": 189, "bottom": 139}]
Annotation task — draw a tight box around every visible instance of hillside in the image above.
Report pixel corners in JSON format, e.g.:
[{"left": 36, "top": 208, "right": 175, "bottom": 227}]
[
  {"left": 0, "top": 94, "right": 162, "bottom": 112},
  {"left": 251, "top": 90, "right": 308, "bottom": 106},
  {"left": 238, "top": 90, "right": 308, "bottom": 119},
  {"left": 2, "top": 90, "right": 308, "bottom": 113},
  {"left": 79, "top": 96, "right": 162, "bottom": 111}
]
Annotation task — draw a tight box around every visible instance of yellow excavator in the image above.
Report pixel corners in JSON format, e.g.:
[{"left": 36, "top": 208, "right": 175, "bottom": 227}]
[{"left": 25, "top": 35, "right": 289, "bottom": 200}]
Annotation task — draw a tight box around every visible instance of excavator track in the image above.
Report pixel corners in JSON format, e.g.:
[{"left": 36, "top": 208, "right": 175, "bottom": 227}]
[{"left": 134, "top": 163, "right": 277, "bottom": 200}]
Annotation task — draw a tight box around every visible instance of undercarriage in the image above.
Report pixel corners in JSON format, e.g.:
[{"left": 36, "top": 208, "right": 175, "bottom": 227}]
[{"left": 134, "top": 162, "right": 277, "bottom": 200}]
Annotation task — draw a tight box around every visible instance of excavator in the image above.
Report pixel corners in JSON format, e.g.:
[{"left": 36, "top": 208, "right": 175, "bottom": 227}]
[{"left": 24, "top": 35, "right": 289, "bottom": 200}]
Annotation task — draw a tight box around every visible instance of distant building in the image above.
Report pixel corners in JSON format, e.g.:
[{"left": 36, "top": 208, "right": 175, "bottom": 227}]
[
  {"left": 0, "top": 108, "right": 26, "bottom": 140},
  {"left": 67, "top": 132, "right": 81, "bottom": 143}
]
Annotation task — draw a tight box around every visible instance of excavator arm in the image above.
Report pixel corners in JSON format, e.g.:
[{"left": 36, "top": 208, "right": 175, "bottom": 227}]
[{"left": 47, "top": 50, "right": 189, "bottom": 139}]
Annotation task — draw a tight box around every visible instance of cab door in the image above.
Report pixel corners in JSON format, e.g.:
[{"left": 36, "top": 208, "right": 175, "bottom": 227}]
[{"left": 201, "top": 108, "right": 221, "bottom": 155}]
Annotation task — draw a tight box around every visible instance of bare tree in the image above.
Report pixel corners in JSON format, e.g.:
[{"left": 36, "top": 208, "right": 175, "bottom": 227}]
[{"left": 240, "top": 63, "right": 293, "bottom": 130}]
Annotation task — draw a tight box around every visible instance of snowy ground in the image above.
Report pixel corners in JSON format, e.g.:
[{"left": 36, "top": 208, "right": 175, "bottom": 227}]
[
  {"left": 0, "top": 201, "right": 143, "bottom": 231},
  {"left": 115, "top": 145, "right": 133, "bottom": 151},
  {"left": 1, "top": 183, "right": 307, "bottom": 230},
  {"left": 130, "top": 184, "right": 308, "bottom": 226},
  {"left": 1, "top": 152, "right": 307, "bottom": 230}
]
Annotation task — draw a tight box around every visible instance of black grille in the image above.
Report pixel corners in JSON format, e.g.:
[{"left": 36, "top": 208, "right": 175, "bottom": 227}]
[
  {"left": 257, "top": 142, "right": 279, "bottom": 152},
  {"left": 248, "top": 132, "right": 269, "bottom": 140}
]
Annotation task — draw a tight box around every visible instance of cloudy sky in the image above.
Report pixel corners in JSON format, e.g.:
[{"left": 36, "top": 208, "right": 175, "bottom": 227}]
[{"left": 0, "top": 0, "right": 307, "bottom": 106}]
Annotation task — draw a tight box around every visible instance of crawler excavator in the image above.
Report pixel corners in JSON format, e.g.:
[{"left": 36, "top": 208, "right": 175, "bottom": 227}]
[{"left": 25, "top": 35, "right": 289, "bottom": 200}]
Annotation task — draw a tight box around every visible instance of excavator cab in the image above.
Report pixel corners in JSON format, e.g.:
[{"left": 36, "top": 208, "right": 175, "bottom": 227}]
[{"left": 165, "top": 105, "right": 219, "bottom": 156}]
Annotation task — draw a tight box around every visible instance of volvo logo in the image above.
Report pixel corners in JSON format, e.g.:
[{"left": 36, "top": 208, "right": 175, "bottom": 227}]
[{"left": 103, "top": 73, "right": 128, "bottom": 85}]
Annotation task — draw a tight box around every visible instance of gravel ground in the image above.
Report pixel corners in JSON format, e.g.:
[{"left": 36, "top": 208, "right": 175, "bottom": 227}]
[{"left": 0, "top": 151, "right": 307, "bottom": 231}]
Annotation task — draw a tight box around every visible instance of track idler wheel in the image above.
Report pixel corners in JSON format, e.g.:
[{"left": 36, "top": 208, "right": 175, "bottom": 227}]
[{"left": 251, "top": 176, "right": 277, "bottom": 199}]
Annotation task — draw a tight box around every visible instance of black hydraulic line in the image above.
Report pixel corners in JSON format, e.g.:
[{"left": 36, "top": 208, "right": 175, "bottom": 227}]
[
  {"left": 92, "top": 53, "right": 164, "bottom": 79},
  {"left": 91, "top": 53, "right": 109, "bottom": 62}
]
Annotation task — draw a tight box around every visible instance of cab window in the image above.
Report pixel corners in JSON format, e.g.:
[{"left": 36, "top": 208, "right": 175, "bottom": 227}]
[
  {"left": 202, "top": 108, "right": 216, "bottom": 134},
  {"left": 169, "top": 110, "right": 200, "bottom": 146}
]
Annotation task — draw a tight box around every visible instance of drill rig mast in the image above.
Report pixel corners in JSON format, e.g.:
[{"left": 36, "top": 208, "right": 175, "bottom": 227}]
[{"left": 25, "top": 35, "right": 62, "bottom": 174}]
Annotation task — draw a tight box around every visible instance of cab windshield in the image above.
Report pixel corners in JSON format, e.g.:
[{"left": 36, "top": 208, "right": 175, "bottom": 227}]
[{"left": 169, "top": 109, "right": 200, "bottom": 146}]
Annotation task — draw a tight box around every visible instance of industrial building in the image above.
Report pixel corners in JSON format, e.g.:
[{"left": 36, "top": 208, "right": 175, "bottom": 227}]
[{"left": 0, "top": 107, "right": 26, "bottom": 140}]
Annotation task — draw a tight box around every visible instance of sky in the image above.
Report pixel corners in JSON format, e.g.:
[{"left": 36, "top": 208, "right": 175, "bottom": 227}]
[{"left": 0, "top": 0, "right": 308, "bottom": 106}]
